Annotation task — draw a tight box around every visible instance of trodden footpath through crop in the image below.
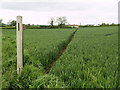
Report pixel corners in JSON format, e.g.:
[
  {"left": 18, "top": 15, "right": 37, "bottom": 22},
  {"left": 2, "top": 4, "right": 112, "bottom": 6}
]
[{"left": 45, "top": 29, "right": 78, "bottom": 73}]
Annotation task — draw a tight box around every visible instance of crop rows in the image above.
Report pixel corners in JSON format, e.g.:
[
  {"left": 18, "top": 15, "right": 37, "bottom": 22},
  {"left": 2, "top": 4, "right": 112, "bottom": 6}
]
[
  {"left": 2, "top": 29, "right": 75, "bottom": 88},
  {"left": 2, "top": 26, "right": 118, "bottom": 88},
  {"left": 50, "top": 26, "right": 118, "bottom": 88}
]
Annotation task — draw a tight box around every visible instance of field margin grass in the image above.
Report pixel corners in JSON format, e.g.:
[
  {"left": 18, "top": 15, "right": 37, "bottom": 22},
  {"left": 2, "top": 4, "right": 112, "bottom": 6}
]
[
  {"left": 118, "top": 25, "right": 120, "bottom": 88},
  {"left": 0, "top": 27, "right": 2, "bottom": 89}
]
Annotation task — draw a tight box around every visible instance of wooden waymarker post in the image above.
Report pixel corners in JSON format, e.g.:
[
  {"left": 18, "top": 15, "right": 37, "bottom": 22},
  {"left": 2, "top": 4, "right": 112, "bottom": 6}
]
[{"left": 16, "top": 16, "right": 23, "bottom": 74}]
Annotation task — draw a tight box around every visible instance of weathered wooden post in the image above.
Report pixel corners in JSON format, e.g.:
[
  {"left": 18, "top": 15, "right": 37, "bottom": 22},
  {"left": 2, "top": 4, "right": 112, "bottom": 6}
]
[{"left": 16, "top": 16, "right": 23, "bottom": 74}]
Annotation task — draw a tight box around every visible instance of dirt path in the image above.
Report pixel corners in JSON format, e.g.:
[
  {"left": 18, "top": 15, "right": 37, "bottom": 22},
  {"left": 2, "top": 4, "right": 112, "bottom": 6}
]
[{"left": 45, "top": 29, "right": 78, "bottom": 74}]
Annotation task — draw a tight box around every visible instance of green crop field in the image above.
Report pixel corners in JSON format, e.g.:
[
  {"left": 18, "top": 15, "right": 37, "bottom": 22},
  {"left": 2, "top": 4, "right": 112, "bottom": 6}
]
[
  {"left": 2, "top": 26, "right": 118, "bottom": 88},
  {"left": 50, "top": 26, "right": 118, "bottom": 88},
  {"left": 2, "top": 28, "right": 75, "bottom": 88}
]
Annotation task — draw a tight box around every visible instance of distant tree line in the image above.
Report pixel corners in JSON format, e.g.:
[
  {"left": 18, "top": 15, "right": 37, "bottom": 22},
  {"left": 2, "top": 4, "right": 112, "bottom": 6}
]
[
  {"left": 0, "top": 19, "right": 16, "bottom": 29},
  {"left": 0, "top": 16, "right": 68, "bottom": 29},
  {"left": 0, "top": 19, "right": 16, "bottom": 27},
  {"left": 81, "top": 23, "right": 118, "bottom": 28},
  {"left": 0, "top": 18, "right": 118, "bottom": 29}
]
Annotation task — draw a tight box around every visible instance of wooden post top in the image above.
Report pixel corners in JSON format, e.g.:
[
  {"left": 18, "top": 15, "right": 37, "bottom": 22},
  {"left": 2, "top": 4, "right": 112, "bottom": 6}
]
[{"left": 17, "top": 16, "right": 22, "bottom": 23}]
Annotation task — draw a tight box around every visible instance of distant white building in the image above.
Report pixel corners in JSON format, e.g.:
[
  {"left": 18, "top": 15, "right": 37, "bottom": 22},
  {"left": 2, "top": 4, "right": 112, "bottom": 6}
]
[{"left": 68, "top": 24, "right": 79, "bottom": 28}]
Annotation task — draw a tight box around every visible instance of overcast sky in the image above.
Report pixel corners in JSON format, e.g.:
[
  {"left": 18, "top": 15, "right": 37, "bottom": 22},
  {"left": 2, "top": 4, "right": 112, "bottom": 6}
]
[{"left": 0, "top": 0, "right": 119, "bottom": 25}]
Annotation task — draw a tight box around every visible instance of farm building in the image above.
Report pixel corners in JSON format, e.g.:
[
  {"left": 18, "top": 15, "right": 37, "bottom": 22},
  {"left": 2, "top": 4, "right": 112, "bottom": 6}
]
[{"left": 68, "top": 24, "right": 80, "bottom": 28}]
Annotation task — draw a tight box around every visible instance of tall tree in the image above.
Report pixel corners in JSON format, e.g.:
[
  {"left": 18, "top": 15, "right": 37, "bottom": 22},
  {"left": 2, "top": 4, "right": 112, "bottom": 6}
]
[
  {"left": 48, "top": 17, "right": 55, "bottom": 28},
  {"left": 0, "top": 19, "right": 2, "bottom": 24},
  {"left": 56, "top": 16, "right": 67, "bottom": 28},
  {"left": 0, "top": 19, "right": 2, "bottom": 27}
]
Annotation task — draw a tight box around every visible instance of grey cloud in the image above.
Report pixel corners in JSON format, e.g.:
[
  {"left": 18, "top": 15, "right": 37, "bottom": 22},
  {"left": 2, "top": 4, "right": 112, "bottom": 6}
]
[{"left": 1, "top": 2, "right": 89, "bottom": 12}]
